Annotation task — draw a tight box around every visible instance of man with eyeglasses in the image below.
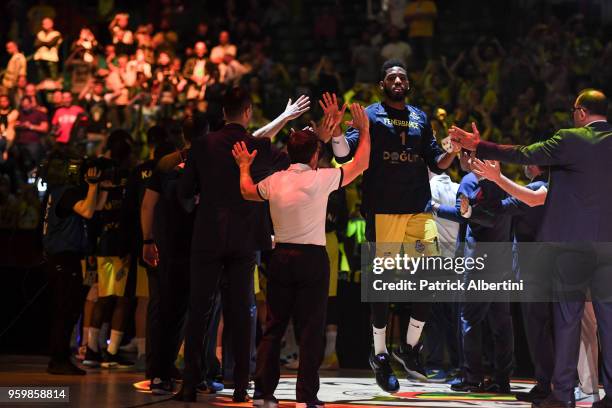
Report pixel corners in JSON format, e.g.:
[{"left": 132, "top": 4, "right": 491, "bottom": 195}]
[{"left": 450, "top": 89, "right": 612, "bottom": 408}]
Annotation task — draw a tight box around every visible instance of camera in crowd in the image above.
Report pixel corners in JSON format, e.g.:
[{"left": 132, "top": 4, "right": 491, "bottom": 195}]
[{"left": 38, "top": 148, "right": 126, "bottom": 187}]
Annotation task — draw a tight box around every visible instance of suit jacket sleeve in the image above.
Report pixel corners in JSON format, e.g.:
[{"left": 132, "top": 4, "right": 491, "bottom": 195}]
[
  {"left": 468, "top": 197, "right": 522, "bottom": 227},
  {"left": 476, "top": 129, "right": 569, "bottom": 165},
  {"left": 436, "top": 182, "right": 471, "bottom": 224},
  {"left": 468, "top": 179, "right": 545, "bottom": 226},
  {"left": 182, "top": 59, "right": 194, "bottom": 78},
  {"left": 436, "top": 176, "right": 494, "bottom": 227},
  {"left": 178, "top": 143, "right": 200, "bottom": 199}
]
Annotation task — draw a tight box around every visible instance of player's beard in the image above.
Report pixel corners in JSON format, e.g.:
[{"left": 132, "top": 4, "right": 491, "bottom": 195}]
[{"left": 383, "top": 85, "right": 408, "bottom": 102}]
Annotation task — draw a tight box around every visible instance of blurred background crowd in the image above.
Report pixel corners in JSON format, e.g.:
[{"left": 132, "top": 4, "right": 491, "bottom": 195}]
[
  {"left": 1, "top": 0, "right": 611, "bottom": 373},
  {"left": 1, "top": 0, "right": 612, "bottom": 232}
]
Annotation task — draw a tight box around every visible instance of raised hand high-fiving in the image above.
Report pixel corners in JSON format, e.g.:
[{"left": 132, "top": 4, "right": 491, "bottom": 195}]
[
  {"left": 283, "top": 95, "right": 311, "bottom": 120},
  {"left": 449, "top": 122, "right": 481, "bottom": 151},
  {"left": 232, "top": 141, "right": 258, "bottom": 168},
  {"left": 318, "top": 92, "right": 347, "bottom": 132}
]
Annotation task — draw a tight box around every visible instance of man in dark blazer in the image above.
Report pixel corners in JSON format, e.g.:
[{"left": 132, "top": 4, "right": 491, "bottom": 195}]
[
  {"left": 174, "top": 87, "right": 295, "bottom": 402},
  {"left": 434, "top": 152, "right": 514, "bottom": 394},
  {"left": 451, "top": 89, "right": 612, "bottom": 408}
]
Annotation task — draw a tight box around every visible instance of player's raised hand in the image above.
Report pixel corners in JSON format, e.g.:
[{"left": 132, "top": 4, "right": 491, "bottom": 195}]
[{"left": 346, "top": 103, "right": 369, "bottom": 132}]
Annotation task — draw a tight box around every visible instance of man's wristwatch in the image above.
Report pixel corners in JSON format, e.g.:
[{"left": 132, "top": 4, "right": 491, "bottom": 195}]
[{"left": 143, "top": 239, "right": 155, "bottom": 245}]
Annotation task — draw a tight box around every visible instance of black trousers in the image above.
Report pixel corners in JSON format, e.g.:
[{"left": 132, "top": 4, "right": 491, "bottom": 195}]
[
  {"left": 147, "top": 256, "right": 190, "bottom": 380},
  {"left": 551, "top": 245, "right": 612, "bottom": 400},
  {"left": 461, "top": 301, "right": 514, "bottom": 383},
  {"left": 255, "top": 244, "right": 329, "bottom": 403},
  {"left": 425, "top": 302, "right": 461, "bottom": 369},
  {"left": 183, "top": 250, "right": 255, "bottom": 391},
  {"left": 46, "top": 252, "right": 87, "bottom": 362},
  {"left": 145, "top": 265, "right": 160, "bottom": 379},
  {"left": 521, "top": 302, "right": 554, "bottom": 387}
]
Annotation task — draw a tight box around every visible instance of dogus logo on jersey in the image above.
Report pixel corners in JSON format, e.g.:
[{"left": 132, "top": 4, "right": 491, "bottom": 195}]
[{"left": 383, "top": 151, "right": 423, "bottom": 163}]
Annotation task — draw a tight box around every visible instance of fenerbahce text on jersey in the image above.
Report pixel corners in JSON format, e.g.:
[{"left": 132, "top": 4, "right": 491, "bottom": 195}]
[{"left": 340, "top": 102, "right": 444, "bottom": 214}]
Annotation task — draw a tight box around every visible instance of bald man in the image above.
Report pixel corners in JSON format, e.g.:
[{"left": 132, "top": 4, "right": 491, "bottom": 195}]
[{"left": 451, "top": 89, "right": 612, "bottom": 408}]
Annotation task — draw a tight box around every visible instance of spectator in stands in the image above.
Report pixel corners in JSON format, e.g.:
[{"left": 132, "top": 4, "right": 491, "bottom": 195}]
[
  {"left": 2, "top": 41, "right": 27, "bottom": 92},
  {"left": 135, "top": 24, "right": 155, "bottom": 63},
  {"left": 65, "top": 30, "right": 99, "bottom": 95},
  {"left": 351, "top": 31, "right": 380, "bottom": 84},
  {"left": 24, "top": 83, "right": 46, "bottom": 114},
  {"left": 73, "top": 28, "right": 98, "bottom": 64},
  {"left": 14, "top": 96, "right": 49, "bottom": 178},
  {"left": 193, "top": 22, "right": 213, "bottom": 50},
  {"left": 51, "top": 91, "right": 85, "bottom": 144},
  {"left": 381, "top": 26, "right": 413, "bottom": 68},
  {"left": 404, "top": 0, "right": 437, "bottom": 62},
  {"left": 219, "top": 53, "right": 250, "bottom": 86},
  {"left": 314, "top": 56, "right": 343, "bottom": 98},
  {"left": 183, "top": 41, "right": 211, "bottom": 101},
  {"left": 210, "top": 31, "right": 237, "bottom": 64},
  {"left": 0, "top": 95, "right": 18, "bottom": 160},
  {"left": 294, "top": 67, "right": 316, "bottom": 101},
  {"left": 33, "top": 17, "right": 62, "bottom": 81},
  {"left": 10, "top": 76, "right": 28, "bottom": 108},
  {"left": 152, "top": 18, "right": 179, "bottom": 55},
  {"left": 127, "top": 48, "right": 153, "bottom": 81},
  {"left": 105, "top": 55, "right": 132, "bottom": 129},
  {"left": 109, "top": 13, "right": 134, "bottom": 55}
]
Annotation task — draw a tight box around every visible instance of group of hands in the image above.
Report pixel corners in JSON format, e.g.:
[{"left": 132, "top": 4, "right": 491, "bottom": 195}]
[
  {"left": 231, "top": 92, "right": 506, "bottom": 181},
  {"left": 449, "top": 122, "right": 503, "bottom": 183},
  {"left": 232, "top": 92, "right": 370, "bottom": 168}
]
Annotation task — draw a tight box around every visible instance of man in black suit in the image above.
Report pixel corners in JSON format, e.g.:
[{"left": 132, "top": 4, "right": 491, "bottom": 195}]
[
  {"left": 174, "top": 87, "right": 305, "bottom": 402},
  {"left": 451, "top": 89, "right": 612, "bottom": 408}
]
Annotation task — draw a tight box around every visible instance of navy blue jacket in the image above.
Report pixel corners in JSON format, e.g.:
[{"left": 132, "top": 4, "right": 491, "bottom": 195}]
[
  {"left": 477, "top": 121, "right": 612, "bottom": 242},
  {"left": 437, "top": 172, "right": 512, "bottom": 258},
  {"left": 471, "top": 177, "right": 548, "bottom": 243}
]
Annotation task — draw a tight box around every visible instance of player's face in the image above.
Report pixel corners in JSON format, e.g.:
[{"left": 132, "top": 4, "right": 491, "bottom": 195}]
[{"left": 381, "top": 67, "right": 409, "bottom": 102}]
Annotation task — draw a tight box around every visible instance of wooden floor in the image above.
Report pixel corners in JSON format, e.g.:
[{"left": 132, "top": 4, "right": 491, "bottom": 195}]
[{"left": 0, "top": 355, "right": 598, "bottom": 408}]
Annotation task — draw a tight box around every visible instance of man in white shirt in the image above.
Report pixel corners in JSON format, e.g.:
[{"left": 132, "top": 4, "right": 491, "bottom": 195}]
[
  {"left": 232, "top": 103, "right": 370, "bottom": 408},
  {"left": 34, "top": 17, "right": 62, "bottom": 80},
  {"left": 429, "top": 171, "right": 459, "bottom": 251},
  {"left": 210, "top": 31, "right": 237, "bottom": 64},
  {"left": 3, "top": 41, "right": 27, "bottom": 90},
  {"left": 380, "top": 26, "right": 413, "bottom": 68}
]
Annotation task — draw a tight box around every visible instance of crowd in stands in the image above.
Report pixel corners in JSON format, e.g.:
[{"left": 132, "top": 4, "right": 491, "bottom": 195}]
[{"left": 0, "top": 0, "right": 610, "bottom": 246}]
